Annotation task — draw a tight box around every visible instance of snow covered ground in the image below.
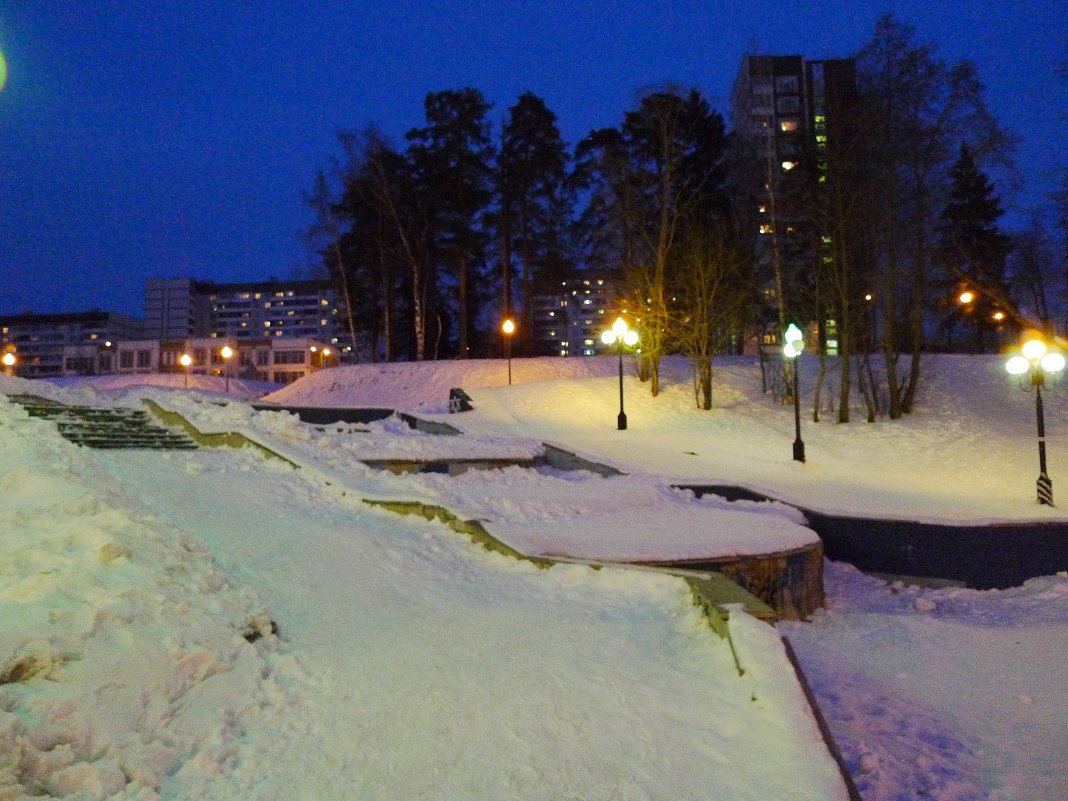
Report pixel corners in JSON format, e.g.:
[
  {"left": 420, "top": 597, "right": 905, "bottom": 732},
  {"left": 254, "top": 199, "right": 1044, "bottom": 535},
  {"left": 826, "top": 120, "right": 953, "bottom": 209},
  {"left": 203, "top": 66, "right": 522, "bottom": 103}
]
[{"left": 2, "top": 352, "right": 1067, "bottom": 799}]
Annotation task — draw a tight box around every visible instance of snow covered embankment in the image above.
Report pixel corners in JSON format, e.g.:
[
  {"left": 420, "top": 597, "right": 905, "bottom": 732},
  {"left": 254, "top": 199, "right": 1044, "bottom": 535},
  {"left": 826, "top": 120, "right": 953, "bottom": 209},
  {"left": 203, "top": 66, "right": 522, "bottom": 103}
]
[{"left": 0, "top": 399, "right": 307, "bottom": 800}]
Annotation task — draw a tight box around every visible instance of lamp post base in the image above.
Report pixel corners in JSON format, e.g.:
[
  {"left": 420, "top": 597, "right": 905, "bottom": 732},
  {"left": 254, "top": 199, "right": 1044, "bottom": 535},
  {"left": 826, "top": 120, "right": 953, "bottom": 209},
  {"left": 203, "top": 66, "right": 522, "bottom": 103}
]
[
  {"left": 1037, "top": 472, "right": 1054, "bottom": 506},
  {"left": 793, "top": 438, "right": 806, "bottom": 463},
  {"left": 617, "top": 412, "right": 627, "bottom": 431}
]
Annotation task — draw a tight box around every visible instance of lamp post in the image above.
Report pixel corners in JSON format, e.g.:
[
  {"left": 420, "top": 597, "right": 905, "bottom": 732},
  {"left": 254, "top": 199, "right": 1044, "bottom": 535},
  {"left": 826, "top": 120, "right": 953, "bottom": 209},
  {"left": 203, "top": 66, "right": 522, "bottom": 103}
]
[
  {"left": 783, "top": 323, "right": 806, "bottom": 463},
  {"left": 1006, "top": 337, "right": 1066, "bottom": 505},
  {"left": 220, "top": 345, "right": 234, "bottom": 392},
  {"left": 179, "top": 353, "right": 192, "bottom": 389},
  {"left": 501, "top": 318, "right": 516, "bottom": 385},
  {"left": 601, "top": 316, "right": 638, "bottom": 430}
]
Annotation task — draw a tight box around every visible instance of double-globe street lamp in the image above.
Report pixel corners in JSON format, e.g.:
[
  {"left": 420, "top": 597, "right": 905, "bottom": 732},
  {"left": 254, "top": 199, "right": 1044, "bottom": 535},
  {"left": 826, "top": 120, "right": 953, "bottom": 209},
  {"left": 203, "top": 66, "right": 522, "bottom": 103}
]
[
  {"left": 601, "top": 316, "right": 638, "bottom": 430},
  {"left": 1006, "top": 336, "right": 1066, "bottom": 506},
  {"left": 783, "top": 323, "right": 806, "bottom": 463}
]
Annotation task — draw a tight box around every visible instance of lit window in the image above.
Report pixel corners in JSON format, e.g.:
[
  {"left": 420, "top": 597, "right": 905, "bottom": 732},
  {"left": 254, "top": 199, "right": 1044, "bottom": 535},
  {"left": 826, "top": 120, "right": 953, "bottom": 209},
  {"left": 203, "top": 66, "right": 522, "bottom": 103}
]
[
  {"left": 779, "top": 119, "right": 799, "bottom": 132},
  {"left": 254, "top": 293, "right": 261, "bottom": 299},
  {"left": 781, "top": 161, "right": 796, "bottom": 171},
  {"left": 759, "top": 224, "right": 773, "bottom": 234},
  {"left": 758, "top": 204, "right": 767, "bottom": 213},
  {"left": 549, "top": 311, "right": 555, "bottom": 317},
  {"left": 584, "top": 338, "right": 594, "bottom": 346}
]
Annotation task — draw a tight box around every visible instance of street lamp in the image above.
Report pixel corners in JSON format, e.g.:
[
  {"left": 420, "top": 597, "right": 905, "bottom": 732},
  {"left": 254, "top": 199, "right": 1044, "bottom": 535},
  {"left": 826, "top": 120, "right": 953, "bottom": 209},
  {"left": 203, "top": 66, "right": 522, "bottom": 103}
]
[
  {"left": 179, "top": 353, "right": 192, "bottom": 388},
  {"left": 220, "top": 345, "right": 234, "bottom": 392},
  {"left": 601, "top": 316, "right": 638, "bottom": 430},
  {"left": 1006, "top": 336, "right": 1066, "bottom": 505},
  {"left": 783, "top": 323, "right": 806, "bottom": 463},
  {"left": 2, "top": 351, "right": 15, "bottom": 376},
  {"left": 501, "top": 318, "right": 516, "bottom": 385}
]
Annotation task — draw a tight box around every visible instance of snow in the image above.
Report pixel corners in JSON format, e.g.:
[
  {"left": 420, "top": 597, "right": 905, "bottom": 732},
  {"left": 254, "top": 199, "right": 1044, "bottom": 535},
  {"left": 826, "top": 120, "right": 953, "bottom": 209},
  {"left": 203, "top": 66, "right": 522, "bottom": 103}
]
[{"left": 2, "top": 352, "right": 1067, "bottom": 799}]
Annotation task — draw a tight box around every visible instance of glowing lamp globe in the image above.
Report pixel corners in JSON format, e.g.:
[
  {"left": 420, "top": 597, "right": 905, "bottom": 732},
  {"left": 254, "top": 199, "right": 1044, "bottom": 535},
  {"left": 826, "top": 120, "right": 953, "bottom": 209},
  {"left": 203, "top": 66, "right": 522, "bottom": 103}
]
[
  {"left": 611, "top": 317, "right": 628, "bottom": 337},
  {"left": 600, "top": 329, "right": 616, "bottom": 345},
  {"left": 1041, "top": 352, "right": 1065, "bottom": 374},
  {"left": 501, "top": 318, "right": 516, "bottom": 335},
  {"left": 623, "top": 329, "right": 639, "bottom": 347},
  {"left": 179, "top": 354, "right": 192, "bottom": 368},
  {"left": 1005, "top": 356, "right": 1030, "bottom": 376},
  {"left": 1021, "top": 339, "right": 1047, "bottom": 361}
]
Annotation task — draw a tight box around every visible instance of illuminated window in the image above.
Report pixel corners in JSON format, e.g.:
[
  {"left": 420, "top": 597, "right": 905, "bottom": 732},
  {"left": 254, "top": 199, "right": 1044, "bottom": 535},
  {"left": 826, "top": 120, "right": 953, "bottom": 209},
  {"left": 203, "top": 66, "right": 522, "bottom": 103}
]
[
  {"left": 779, "top": 119, "right": 799, "bottom": 132},
  {"left": 759, "top": 224, "right": 773, "bottom": 235},
  {"left": 758, "top": 204, "right": 767, "bottom": 213},
  {"left": 781, "top": 161, "right": 796, "bottom": 171}
]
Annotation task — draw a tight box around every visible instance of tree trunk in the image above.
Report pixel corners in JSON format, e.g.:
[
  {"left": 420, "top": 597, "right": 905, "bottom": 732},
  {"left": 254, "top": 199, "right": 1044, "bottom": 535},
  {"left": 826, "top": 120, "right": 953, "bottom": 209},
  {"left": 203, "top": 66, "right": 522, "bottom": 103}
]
[
  {"left": 699, "top": 355, "right": 712, "bottom": 410},
  {"left": 457, "top": 253, "right": 469, "bottom": 356}
]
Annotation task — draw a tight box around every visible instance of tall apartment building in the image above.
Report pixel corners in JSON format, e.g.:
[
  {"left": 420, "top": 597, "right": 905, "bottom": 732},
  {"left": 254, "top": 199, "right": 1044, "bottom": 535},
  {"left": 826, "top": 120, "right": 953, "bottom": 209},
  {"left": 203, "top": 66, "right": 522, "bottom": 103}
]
[
  {"left": 731, "top": 54, "right": 857, "bottom": 350},
  {"left": 531, "top": 276, "right": 620, "bottom": 356},
  {"left": 0, "top": 311, "right": 144, "bottom": 378},
  {"left": 144, "top": 277, "right": 347, "bottom": 350}
]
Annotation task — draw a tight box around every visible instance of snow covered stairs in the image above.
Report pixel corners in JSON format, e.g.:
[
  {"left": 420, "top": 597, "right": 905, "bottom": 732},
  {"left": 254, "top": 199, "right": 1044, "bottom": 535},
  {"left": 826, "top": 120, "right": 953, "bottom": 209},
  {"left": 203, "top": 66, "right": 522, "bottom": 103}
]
[{"left": 6, "top": 394, "right": 198, "bottom": 450}]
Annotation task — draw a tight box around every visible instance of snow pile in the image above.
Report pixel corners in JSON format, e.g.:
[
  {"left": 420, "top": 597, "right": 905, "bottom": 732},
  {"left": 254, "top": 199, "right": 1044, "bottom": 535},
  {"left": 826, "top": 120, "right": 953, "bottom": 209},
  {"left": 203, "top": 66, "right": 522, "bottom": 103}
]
[
  {"left": 400, "top": 466, "right": 815, "bottom": 560},
  {"left": 782, "top": 563, "right": 1068, "bottom": 800},
  {"left": 0, "top": 397, "right": 307, "bottom": 800}
]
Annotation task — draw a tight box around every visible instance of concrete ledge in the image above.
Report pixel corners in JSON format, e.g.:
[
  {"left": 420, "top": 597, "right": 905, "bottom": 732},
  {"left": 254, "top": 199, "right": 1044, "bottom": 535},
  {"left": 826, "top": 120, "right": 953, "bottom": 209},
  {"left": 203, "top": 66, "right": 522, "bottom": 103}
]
[
  {"left": 656, "top": 541, "right": 825, "bottom": 621},
  {"left": 143, "top": 399, "right": 300, "bottom": 467}
]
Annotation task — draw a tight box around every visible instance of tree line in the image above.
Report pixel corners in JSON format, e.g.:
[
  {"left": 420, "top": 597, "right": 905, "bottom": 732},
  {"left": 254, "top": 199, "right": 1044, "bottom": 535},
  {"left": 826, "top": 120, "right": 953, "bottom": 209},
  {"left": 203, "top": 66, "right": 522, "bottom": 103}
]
[{"left": 306, "top": 14, "right": 1068, "bottom": 421}]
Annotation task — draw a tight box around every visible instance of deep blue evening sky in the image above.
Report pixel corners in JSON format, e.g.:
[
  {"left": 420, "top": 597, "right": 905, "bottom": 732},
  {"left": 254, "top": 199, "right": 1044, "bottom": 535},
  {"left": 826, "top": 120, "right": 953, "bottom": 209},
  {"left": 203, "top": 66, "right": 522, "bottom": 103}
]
[{"left": 2, "top": 2, "right": 1065, "bottom": 318}]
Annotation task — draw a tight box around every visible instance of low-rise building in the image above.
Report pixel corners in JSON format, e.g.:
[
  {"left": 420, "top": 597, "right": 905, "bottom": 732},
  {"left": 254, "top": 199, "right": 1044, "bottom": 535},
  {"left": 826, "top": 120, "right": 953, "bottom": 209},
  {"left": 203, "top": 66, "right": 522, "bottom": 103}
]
[
  {"left": 0, "top": 311, "right": 144, "bottom": 378},
  {"left": 114, "top": 337, "right": 336, "bottom": 385}
]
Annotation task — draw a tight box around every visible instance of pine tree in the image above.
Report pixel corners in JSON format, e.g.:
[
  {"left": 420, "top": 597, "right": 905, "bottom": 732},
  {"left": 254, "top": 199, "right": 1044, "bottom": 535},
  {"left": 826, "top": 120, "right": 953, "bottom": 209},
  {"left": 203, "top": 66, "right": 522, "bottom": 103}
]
[
  {"left": 936, "top": 143, "right": 1013, "bottom": 351},
  {"left": 407, "top": 89, "right": 495, "bottom": 357},
  {"left": 498, "top": 93, "right": 573, "bottom": 353}
]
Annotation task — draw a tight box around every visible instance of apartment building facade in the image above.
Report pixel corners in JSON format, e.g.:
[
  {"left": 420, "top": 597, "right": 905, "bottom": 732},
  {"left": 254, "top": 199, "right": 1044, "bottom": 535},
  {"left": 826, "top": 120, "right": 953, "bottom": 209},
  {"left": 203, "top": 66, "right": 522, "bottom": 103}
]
[
  {"left": 145, "top": 277, "right": 348, "bottom": 352},
  {"left": 531, "top": 276, "right": 621, "bottom": 356},
  {"left": 0, "top": 311, "right": 145, "bottom": 378},
  {"left": 730, "top": 54, "right": 857, "bottom": 352}
]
